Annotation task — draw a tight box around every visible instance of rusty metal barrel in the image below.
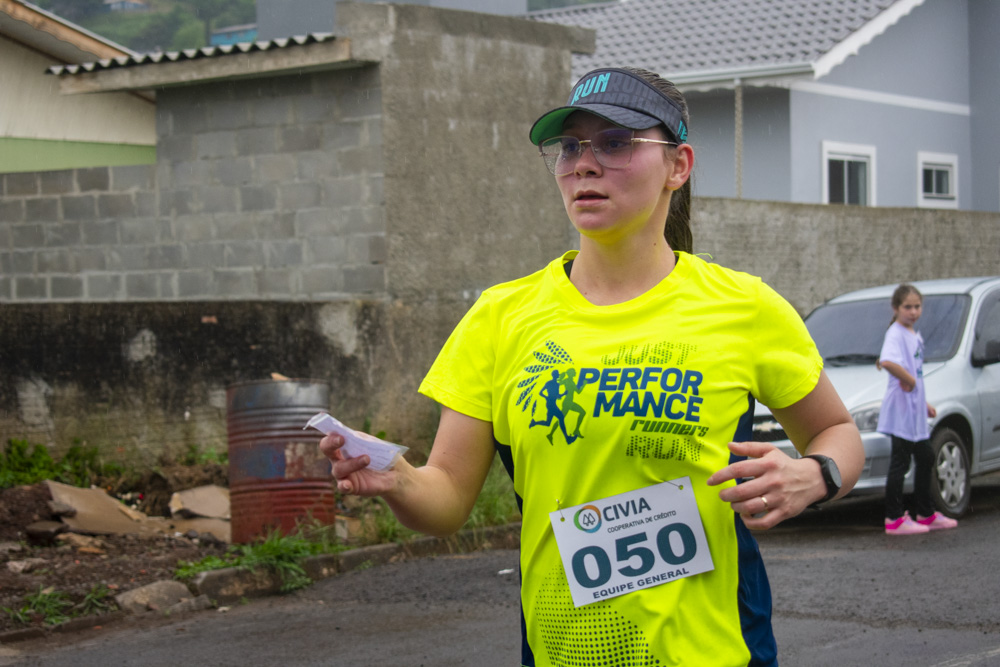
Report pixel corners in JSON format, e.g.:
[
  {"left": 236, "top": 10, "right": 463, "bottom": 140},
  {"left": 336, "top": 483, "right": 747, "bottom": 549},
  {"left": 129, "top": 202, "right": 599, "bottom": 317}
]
[{"left": 226, "top": 379, "right": 335, "bottom": 544}]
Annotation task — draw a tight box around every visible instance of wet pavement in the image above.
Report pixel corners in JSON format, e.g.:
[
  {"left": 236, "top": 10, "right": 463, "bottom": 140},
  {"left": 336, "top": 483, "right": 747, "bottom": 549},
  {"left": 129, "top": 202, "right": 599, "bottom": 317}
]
[{"left": 3, "top": 474, "right": 999, "bottom": 666}]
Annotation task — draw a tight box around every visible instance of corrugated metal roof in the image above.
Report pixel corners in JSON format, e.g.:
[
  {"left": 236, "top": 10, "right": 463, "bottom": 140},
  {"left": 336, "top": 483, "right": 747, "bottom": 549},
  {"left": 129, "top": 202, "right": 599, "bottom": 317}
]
[
  {"left": 528, "top": 0, "right": 909, "bottom": 83},
  {"left": 2, "top": 0, "right": 138, "bottom": 63},
  {"left": 48, "top": 32, "right": 336, "bottom": 76}
]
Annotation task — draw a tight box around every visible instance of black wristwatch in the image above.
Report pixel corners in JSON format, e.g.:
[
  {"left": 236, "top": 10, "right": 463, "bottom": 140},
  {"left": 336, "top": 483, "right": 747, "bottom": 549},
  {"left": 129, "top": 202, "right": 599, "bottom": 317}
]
[{"left": 804, "top": 454, "right": 842, "bottom": 509}]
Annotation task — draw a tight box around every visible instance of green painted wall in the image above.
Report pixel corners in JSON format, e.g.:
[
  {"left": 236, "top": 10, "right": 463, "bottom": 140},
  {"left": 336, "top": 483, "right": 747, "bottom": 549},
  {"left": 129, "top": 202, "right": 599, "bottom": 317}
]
[{"left": 0, "top": 138, "right": 155, "bottom": 174}]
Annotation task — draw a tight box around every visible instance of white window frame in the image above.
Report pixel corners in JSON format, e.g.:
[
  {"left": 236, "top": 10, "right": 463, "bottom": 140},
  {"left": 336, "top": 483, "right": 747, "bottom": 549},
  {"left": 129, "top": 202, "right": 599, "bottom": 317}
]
[
  {"left": 917, "top": 151, "right": 958, "bottom": 209},
  {"left": 822, "top": 141, "right": 877, "bottom": 206}
]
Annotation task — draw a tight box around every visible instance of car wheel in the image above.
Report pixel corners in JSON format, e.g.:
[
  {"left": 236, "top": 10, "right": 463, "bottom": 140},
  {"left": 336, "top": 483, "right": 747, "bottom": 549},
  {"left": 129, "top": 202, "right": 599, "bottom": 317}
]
[{"left": 929, "top": 427, "right": 970, "bottom": 518}]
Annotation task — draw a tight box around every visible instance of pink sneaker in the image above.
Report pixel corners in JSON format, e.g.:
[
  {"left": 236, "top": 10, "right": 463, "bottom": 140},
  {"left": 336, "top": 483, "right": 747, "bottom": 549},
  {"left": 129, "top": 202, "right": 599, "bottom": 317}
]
[
  {"left": 916, "top": 512, "right": 958, "bottom": 531},
  {"left": 885, "top": 513, "right": 930, "bottom": 535}
]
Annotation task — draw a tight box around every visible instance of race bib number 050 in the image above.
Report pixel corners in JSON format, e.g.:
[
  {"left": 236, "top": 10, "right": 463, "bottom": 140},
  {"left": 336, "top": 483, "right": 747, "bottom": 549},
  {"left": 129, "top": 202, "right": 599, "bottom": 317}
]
[{"left": 549, "top": 478, "right": 714, "bottom": 607}]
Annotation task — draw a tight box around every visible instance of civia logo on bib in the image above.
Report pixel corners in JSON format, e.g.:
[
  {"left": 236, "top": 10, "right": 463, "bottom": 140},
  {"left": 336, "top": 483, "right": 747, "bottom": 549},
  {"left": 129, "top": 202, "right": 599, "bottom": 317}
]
[{"left": 573, "top": 505, "right": 602, "bottom": 533}]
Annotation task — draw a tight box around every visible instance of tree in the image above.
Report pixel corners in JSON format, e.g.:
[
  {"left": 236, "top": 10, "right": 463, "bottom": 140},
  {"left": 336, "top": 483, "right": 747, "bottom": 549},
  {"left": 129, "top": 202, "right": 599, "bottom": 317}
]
[
  {"left": 136, "top": 6, "right": 202, "bottom": 52},
  {"left": 176, "top": 0, "right": 234, "bottom": 46},
  {"left": 213, "top": 0, "right": 256, "bottom": 31},
  {"left": 32, "top": 0, "right": 105, "bottom": 23}
]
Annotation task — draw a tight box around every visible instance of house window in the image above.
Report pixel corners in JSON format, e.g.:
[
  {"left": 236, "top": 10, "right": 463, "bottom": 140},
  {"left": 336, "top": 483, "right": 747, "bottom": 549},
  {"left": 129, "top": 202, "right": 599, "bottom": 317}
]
[
  {"left": 823, "top": 141, "right": 876, "bottom": 206},
  {"left": 918, "top": 152, "right": 958, "bottom": 209},
  {"left": 829, "top": 159, "right": 867, "bottom": 205}
]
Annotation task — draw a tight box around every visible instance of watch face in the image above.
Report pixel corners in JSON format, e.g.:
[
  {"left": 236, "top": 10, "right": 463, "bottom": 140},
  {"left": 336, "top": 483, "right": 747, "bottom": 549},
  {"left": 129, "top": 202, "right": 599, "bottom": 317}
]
[{"left": 827, "top": 460, "right": 842, "bottom": 487}]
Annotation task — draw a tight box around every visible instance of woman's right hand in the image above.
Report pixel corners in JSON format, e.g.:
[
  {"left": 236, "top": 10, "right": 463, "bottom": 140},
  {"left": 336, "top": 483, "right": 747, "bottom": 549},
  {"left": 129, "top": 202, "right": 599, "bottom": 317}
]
[
  {"left": 317, "top": 408, "right": 494, "bottom": 537},
  {"left": 319, "top": 433, "right": 402, "bottom": 497}
]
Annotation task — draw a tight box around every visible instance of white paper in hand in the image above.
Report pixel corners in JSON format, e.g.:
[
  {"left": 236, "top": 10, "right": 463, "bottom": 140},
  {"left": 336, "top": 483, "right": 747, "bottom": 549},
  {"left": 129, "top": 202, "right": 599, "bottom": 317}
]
[{"left": 305, "top": 412, "right": 407, "bottom": 471}]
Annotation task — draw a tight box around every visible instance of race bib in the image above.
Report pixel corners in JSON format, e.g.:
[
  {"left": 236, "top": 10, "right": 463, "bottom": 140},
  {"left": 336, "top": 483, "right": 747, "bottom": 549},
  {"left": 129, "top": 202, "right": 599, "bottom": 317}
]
[{"left": 549, "top": 478, "right": 714, "bottom": 607}]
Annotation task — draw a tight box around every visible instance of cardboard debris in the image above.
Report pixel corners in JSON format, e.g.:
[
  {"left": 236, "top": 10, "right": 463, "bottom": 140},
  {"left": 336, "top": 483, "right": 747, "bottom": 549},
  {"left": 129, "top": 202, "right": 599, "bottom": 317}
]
[
  {"left": 169, "top": 485, "right": 230, "bottom": 520},
  {"left": 45, "top": 480, "right": 231, "bottom": 543},
  {"left": 45, "top": 481, "right": 160, "bottom": 537}
]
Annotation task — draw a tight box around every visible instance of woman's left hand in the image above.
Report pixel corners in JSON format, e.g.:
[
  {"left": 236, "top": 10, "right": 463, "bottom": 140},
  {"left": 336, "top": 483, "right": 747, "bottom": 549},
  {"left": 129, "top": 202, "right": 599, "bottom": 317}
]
[{"left": 706, "top": 441, "right": 825, "bottom": 530}]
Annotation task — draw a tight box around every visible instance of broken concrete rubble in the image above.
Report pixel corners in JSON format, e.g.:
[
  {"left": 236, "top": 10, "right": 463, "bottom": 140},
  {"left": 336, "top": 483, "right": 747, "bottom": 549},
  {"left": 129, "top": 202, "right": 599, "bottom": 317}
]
[
  {"left": 24, "top": 520, "right": 66, "bottom": 545},
  {"left": 114, "top": 580, "right": 198, "bottom": 615},
  {"left": 6, "top": 558, "right": 48, "bottom": 574},
  {"left": 0, "top": 542, "right": 25, "bottom": 556}
]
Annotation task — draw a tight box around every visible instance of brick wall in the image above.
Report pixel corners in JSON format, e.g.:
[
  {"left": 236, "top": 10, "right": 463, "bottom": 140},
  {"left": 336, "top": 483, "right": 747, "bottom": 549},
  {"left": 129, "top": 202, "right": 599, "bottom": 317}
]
[{"left": 0, "top": 67, "right": 386, "bottom": 304}]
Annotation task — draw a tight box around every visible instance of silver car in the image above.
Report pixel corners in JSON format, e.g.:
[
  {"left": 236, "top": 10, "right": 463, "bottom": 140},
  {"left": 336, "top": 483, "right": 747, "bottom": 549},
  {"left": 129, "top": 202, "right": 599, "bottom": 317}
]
[{"left": 753, "top": 276, "right": 1000, "bottom": 517}]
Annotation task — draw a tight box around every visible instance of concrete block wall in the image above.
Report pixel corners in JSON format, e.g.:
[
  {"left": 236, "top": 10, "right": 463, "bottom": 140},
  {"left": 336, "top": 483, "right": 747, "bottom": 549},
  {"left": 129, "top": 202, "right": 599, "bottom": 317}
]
[
  {"left": 343, "top": 2, "right": 587, "bottom": 303},
  {"left": 692, "top": 198, "right": 1000, "bottom": 315},
  {"left": 0, "top": 165, "right": 157, "bottom": 301},
  {"left": 154, "top": 68, "right": 388, "bottom": 301},
  {"left": 0, "top": 67, "right": 386, "bottom": 304}
]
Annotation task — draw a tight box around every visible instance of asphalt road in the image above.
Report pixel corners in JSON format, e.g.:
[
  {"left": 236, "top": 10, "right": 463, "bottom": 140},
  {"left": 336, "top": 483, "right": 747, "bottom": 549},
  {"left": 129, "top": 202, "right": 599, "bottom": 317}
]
[{"left": 3, "top": 474, "right": 1000, "bottom": 667}]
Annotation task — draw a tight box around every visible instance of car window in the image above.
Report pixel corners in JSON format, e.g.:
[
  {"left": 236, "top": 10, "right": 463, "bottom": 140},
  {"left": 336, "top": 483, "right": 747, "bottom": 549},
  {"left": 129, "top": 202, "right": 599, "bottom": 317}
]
[
  {"left": 971, "top": 290, "right": 1000, "bottom": 360},
  {"left": 919, "top": 295, "right": 968, "bottom": 360},
  {"left": 805, "top": 294, "right": 970, "bottom": 364}
]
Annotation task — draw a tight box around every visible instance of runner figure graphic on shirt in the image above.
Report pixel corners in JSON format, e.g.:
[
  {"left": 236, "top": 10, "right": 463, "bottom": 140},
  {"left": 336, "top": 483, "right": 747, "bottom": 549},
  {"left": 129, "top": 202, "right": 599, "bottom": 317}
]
[
  {"left": 529, "top": 369, "right": 585, "bottom": 444},
  {"left": 555, "top": 368, "right": 586, "bottom": 442}
]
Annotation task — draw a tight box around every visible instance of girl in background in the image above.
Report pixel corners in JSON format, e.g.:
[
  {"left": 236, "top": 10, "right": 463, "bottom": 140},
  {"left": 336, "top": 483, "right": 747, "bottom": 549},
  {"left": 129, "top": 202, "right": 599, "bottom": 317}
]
[{"left": 878, "top": 284, "right": 958, "bottom": 535}]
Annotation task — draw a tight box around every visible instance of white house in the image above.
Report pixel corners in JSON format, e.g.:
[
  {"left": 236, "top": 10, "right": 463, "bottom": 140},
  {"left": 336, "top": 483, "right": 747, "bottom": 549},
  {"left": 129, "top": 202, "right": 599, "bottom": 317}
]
[
  {"left": 530, "top": 0, "right": 1000, "bottom": 213},
  {"left": 0, "top": 0, "right": 155, "bottom": 173}
]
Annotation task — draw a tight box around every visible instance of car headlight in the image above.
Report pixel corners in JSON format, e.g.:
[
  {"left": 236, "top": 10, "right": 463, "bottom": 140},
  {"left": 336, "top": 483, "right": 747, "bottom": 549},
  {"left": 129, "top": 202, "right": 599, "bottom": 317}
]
[{"left": 850, "top": 402, "right": 881, "bottom": 432}]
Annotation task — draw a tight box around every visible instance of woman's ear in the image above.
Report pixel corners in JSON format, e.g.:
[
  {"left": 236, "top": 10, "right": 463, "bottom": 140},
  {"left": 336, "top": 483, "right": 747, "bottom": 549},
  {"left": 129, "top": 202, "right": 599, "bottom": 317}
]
[{"left": 665, "top": 144, "right": 694, "bottom": 191}]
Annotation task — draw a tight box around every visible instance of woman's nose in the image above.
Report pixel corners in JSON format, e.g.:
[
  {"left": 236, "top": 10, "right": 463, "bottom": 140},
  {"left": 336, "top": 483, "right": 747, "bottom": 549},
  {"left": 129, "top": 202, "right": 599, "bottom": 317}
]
[{"left": 573, "top": 142, "right": 602, "bottom": 176}]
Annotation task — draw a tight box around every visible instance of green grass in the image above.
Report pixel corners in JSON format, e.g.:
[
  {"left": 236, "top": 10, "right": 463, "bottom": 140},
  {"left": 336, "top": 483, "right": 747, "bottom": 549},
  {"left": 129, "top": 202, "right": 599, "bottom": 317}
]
[
  {"left": 2, "top": 583, "right": 119, "bottom": 628},
  {"left": 178, "top": 442, "right": 228, "bottom": 467},
  {"left": 349, "top": 456, "right": 519, "bottom": 546},
  {"left": 3, "top": 586, "right": 72, "bottom": 627},
  {"left": 0, "top": 439, "right": 125, "bottom": 490},
  {"left": 171, "top": 457, "right": 519, "bottom": 591},
  {"left": 75, "top": 584, "right": 116, "bottom": 617},
  {"left": 175, "top": 521, "right": 346, "bottom": 592}
]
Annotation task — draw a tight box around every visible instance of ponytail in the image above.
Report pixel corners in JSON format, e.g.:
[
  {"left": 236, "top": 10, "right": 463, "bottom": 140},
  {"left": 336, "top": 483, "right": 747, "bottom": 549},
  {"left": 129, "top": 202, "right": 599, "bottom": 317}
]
[{"left": 665, "top": 178, "right": 693, "bottom": 254}]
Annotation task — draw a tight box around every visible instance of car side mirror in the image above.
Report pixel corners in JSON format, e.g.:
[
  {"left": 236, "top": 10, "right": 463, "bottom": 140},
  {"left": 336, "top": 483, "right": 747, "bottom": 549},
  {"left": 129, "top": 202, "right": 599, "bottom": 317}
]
[{"left": 972, "top": 339, "right": 1000, "bottom": 368}]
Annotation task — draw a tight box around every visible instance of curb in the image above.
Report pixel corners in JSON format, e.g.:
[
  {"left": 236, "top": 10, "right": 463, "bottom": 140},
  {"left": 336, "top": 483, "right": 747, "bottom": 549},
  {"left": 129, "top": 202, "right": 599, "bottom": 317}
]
[
  {"left": 0, "top": 522, "right": 520, "bottom": 646},
  {"left": 191, "top": 522, "right": 521, "bottom": 605}
]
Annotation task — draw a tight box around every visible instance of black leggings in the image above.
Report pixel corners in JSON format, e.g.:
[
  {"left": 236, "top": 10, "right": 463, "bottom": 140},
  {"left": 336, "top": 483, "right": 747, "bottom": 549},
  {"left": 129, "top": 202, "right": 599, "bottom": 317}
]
[{"left": 885, "top": 435, "right": 935, "bottom": 520}]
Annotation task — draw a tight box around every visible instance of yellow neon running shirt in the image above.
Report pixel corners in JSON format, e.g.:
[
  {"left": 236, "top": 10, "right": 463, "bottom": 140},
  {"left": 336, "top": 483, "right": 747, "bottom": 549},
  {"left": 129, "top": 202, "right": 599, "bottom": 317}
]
[{"left": 419, "top": 251, "right": 822, "bottom": 667}]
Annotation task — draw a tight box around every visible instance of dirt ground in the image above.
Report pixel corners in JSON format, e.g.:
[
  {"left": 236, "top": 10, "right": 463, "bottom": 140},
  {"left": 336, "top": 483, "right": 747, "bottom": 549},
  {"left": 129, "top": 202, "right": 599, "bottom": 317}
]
[{"left": 0, "top": 466, "right": 230, "bottom": 636}]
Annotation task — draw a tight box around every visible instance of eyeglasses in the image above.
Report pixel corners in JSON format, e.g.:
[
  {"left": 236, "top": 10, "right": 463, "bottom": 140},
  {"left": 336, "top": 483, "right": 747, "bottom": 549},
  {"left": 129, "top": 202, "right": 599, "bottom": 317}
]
[{"left": 539, "top": 128, "right": 678, "bottom": 176}]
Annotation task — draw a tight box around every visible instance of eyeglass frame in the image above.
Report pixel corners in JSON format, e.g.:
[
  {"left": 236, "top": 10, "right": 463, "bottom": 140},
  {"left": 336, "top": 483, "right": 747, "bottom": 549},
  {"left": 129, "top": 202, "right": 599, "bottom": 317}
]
[{"left": 538, "top": 129, "right": 679, "bottom": 176}]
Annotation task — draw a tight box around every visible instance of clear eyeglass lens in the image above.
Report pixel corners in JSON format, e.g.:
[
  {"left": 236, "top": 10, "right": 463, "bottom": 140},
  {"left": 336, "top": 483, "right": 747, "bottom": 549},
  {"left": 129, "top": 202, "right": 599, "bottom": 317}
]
[{"left": 540, "top": 129, "right": 635, "bottom": 175}]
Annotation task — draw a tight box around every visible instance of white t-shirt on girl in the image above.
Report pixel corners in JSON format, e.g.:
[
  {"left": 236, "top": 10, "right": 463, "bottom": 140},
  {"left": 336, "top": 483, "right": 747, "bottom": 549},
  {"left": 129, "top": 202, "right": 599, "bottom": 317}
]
[{"left": 876, "top": 321, "right": 929, "bottom": 442}]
